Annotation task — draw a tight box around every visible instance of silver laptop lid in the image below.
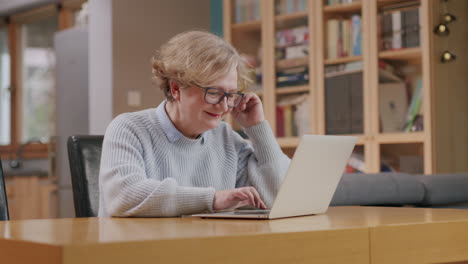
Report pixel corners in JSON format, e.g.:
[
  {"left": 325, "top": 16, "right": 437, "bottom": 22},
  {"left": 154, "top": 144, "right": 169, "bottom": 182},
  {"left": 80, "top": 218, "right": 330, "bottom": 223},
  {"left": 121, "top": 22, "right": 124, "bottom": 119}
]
[{"left": 269, "top": 135, "right": 356, "bottom": 219}]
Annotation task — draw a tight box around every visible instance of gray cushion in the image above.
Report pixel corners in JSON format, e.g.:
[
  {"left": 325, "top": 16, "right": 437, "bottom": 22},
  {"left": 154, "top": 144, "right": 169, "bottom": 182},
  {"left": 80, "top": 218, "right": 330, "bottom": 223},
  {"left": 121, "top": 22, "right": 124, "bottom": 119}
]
[
  {"left": 417, "top": 173, "right": 468, "bottom": 206},
  {"left": 331, "top": 173, "right": 425, "bottom": 206}
]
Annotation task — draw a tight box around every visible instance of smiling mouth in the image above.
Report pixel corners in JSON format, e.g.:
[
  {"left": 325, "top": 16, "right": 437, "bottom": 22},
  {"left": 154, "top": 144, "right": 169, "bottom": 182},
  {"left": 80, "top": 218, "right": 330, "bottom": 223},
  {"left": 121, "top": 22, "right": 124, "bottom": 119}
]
[{"left": 205, "top": 111, "right": 223, "bottom": 118}]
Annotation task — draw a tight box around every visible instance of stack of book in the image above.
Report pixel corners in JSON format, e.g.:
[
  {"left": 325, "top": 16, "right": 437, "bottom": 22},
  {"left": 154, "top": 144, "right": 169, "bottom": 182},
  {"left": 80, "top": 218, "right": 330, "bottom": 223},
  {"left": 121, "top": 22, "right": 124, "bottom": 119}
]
[
  {"left": 275, "top": 0, "right": 307, "bottom": 15},
  {"left": 276, "top": 26, "right": 309, "bottom": 61},
  {"left": 276, "top": 66, "right": 309, "bottom": 88},
  {"left": 276, "top": 93, "right": 310, "bottom": 137},
  {"left": 234, "top": 0, "right": 260, "bottom": 23},
  {"left": 380, "top": 1, "right": 420, "bottom": 51},
  {"left": 327, "top": 15, "right": 362, "bottom": 59},
  {"left": 276, "top": 26, "right": 309, "bottom": 87}
]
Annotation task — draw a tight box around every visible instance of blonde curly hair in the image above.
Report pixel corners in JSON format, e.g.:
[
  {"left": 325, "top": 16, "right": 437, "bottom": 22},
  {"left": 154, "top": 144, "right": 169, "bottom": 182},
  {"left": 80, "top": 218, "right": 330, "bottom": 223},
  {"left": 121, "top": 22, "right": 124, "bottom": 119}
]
[{"left": 152, "top": 31, "right": 252, "bottom": 101}]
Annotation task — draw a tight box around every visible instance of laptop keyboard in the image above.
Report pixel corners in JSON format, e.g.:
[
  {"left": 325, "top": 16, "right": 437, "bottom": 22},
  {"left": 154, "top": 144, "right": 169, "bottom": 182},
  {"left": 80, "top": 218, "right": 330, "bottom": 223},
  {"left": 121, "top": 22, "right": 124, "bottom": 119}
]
[{"left": 232, "top": 210, "right": 270, "bottom": 215}]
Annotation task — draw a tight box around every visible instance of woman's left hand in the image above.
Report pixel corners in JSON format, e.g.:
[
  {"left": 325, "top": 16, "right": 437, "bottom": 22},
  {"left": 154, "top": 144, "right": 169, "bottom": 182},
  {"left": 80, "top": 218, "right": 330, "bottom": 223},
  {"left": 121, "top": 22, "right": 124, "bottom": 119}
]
[{"left": 231, "top": 93, "right": 265, "bottom": 128}]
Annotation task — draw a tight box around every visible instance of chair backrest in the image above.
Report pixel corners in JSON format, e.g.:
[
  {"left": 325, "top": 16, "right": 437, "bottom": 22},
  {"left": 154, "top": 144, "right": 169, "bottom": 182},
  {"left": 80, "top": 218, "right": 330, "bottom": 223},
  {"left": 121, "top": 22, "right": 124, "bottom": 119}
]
[
  {"left": 67, "top": 135, "right": 104, "bottom": 217},
  {"left": 0, "top": 160, "right": 10, "bottom": 221}
]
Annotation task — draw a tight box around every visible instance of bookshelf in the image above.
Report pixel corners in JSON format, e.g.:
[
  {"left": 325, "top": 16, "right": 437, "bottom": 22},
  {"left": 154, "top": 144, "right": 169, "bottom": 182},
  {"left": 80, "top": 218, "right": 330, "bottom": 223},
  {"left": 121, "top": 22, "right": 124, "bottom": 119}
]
[
  {"left": 323, "top": 1, "right": 362, "bottom": 14},
  {"left": 325, "top": 55, "right": 362, "bottom": 65},
  {"left": 276, "top": 85, "right": 309, "bottom": 95},
  {"left": 378, "top": 47, "right": 421, "bottom": 60},
  {"left": 223, "top": 0, "right": 468, "bottom": 174},
  {"left": 231, "top": 20, "right": 261, "bottom": 31}
]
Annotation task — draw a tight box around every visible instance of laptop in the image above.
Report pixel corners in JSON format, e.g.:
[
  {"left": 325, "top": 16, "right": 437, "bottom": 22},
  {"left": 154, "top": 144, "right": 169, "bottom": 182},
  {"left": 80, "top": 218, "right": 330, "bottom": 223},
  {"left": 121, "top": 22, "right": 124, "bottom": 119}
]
[{"left": 192, "top": 135, "right": 357, "bottom": 219}]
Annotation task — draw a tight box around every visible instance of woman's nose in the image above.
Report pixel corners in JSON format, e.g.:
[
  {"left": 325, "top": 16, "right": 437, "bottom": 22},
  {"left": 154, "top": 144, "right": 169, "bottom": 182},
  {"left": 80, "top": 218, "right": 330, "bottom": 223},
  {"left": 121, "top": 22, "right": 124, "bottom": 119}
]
[{"left": 216, "top": 96, "right": 229, "bottom": 111}]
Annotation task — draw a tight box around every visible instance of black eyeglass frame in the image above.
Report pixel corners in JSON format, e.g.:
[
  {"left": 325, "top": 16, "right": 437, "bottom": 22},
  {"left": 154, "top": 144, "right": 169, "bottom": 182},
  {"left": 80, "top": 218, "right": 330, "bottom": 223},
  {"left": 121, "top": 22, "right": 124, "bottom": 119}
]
[{"left": 197, "top": 86, "right": 245, "bottom": 108}]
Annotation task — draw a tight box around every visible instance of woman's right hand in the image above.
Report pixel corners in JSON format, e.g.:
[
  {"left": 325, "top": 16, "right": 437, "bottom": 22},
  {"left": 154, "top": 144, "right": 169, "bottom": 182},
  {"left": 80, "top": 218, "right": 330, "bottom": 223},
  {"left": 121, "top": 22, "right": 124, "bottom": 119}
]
[{"left": 213, "top": 187, "right": 267, "bottom": 211}]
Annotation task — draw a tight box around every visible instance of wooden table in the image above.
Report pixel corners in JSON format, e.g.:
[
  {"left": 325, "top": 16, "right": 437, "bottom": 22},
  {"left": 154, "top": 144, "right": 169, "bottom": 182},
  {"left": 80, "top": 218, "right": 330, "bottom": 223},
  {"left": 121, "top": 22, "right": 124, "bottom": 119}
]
[{"left": 1, "top": 206, "right": 468, "bottom": 264}]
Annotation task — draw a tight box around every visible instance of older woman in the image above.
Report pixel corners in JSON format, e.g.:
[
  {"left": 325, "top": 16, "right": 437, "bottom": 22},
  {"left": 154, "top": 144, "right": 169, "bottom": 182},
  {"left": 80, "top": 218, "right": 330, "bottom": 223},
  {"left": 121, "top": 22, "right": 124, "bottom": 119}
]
[{"left": 98, "top": 31, "right": 290, "bottom": 217}]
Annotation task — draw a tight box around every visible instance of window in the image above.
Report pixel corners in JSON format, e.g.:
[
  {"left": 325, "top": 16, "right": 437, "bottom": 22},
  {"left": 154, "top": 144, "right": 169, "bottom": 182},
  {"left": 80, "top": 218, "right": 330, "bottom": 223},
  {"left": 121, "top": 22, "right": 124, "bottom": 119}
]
[
  {"left": 0, "top": 28, "right": 11, "bottom": 145},
  {"left": 0, "top": 1, "right": 86, "bottom": 159},
  {"left": 20, "top": 16, "right": 57, "bottom": 143}
]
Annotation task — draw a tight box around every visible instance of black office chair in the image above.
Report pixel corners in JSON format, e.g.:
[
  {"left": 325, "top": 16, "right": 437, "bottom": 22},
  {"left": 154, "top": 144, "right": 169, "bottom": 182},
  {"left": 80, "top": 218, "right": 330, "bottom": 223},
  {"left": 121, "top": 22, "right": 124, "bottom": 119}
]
[
  {"left": 67, "top": 135, "right": 104, "bottom": 217},
  {"left": 0, "top": 160, "right": 10, "bottom": 221}
]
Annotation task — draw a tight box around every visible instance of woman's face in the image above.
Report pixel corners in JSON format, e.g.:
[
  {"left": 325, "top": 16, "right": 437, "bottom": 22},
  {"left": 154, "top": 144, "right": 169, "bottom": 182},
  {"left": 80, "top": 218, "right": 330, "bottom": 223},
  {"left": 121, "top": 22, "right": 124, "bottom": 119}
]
[{"left": 178, "top": 67, "right": 238, "bottom": 135}]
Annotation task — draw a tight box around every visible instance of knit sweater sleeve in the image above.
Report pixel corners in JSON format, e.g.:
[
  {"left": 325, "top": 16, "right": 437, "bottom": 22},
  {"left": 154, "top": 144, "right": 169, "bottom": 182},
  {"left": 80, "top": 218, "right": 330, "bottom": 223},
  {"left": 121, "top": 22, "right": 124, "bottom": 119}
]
[
  {"left": 234, "top": 120, "right": 291, "bottom": 207},
  {"left": 99, "top": 114, "right": 215, "bottom": 217}
]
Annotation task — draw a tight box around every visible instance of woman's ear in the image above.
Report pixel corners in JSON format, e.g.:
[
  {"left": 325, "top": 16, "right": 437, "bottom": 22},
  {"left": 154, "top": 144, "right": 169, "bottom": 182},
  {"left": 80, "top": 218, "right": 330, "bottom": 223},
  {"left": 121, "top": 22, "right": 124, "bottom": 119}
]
[{"left": 169, "top": 80, "right": 181, "bottom": 101}]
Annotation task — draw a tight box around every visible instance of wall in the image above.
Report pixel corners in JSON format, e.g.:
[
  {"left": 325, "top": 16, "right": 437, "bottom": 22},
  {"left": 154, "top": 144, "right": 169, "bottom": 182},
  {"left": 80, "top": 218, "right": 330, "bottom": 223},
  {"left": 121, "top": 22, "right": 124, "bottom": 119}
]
[
  {"left": 432, "top": 0, "right": 468, "bottom": 173},
  {"left": 111, "top": 0, "right": 211, "bottom": 117},
  {"left": 89, "top": 0, "right": 113, "bottom": 135},
  {"left": 211, "top": 0, "right": 223, "bottom": 36}
]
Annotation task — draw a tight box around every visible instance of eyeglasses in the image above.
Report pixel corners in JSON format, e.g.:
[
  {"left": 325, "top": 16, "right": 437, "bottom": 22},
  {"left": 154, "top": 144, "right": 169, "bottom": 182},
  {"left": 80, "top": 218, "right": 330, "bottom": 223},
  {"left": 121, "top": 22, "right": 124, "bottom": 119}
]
[{"left": 197, "top": 86, "right": 244, "bottom": 108}]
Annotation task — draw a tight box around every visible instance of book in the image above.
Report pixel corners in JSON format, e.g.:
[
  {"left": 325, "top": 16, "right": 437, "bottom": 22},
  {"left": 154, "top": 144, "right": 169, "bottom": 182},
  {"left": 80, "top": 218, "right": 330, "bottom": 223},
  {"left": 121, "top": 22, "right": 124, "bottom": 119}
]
[
  {"left": 351, "top": 15, "right": 362, "bottom": 56},
  {"left": 341, "top": 19, "right": 350, "bottom": 57},
  {"left": 275, "top": 0, "right": 307, "bottom": 14},
  {"left": 326, "top": 74, "right": 351, "bottom": 134},
  {"left": 403, "top": 78, "right": 423, "bottom": 132},
  {"left": 294, "top": 95, "right": 310, "bottom": 136},
  {"left": 347, "top": 152, "right": 366, "bottom": 172},
  {"left": 233, "top": 0, "right": 261, "bottom": 23},
  {"left": 402, "top": 7, "right": 420, "bottom": 48},
  {"left": 283, "top": 105, "right": 294, "bottom": 137},
  {"left": 327, "top": 16, "right": 361, "bottom": 59},
  {"left": 379, "top": 82, "right": 408, "bottom": 132},
  {"left": 284, "top": 44, "right": 308, "bottom": 59},
  {"left": 380, "top": 2, "right": 420, "bottom": 50},
  {"left": 276, "top": 106, "right": 285, "bottom": 137},
  {"left": 349, "top": 72, "right": 363, "bottom": 134},
  {"left": 391, "top": 11, "right": 402, "bottom": 50},
  {"left": 276, "top": 26, "right": 309, "bottom": 47},
  {"left": 325, "top": 71, "right": 363, "bottom": 135},
  {"left": 327, "top": 19, "right": 339, "bottom": 59},
  {"left": 381, "top": 12, "right": 393, "bottom": 50},
  {"left": 277, "top": 94, "right": 309, "bottom": 137}
]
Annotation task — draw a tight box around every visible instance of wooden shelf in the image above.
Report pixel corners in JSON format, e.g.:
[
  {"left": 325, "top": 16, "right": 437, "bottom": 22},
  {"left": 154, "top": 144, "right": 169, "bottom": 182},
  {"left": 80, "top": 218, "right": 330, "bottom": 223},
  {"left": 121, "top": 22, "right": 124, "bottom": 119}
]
[
  {"left": 324, "top": 1, "right": 362, "bottom": 14},
  {"left": 276, "top": 42, "right": 309, "bottom": 49},
  {"left": 379, "top": 47, "right": 421, "bottom": 61},
  {"left": 275, "top": 11, "right": 307, "bottom": 24},
  {"left": 375, "top": 132, "right": 425, "bottom": 144},
  {"left": 325, "top": 55, "right": 362, "bottom": 65},
  {"left": 276, "top": 57, "right": 308, "bottom": 70},
  {"left": 378, "top": 0, "right": 420, "bottom": 9},
  {"left": 325, "top": 69, "right": 362, "bottom": 78},
  {"left": 276, "top": 85, "right": 309, "bottom": 95},
  {"left": 232, "top": 20, "right": 261, "bottom": 32}
]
